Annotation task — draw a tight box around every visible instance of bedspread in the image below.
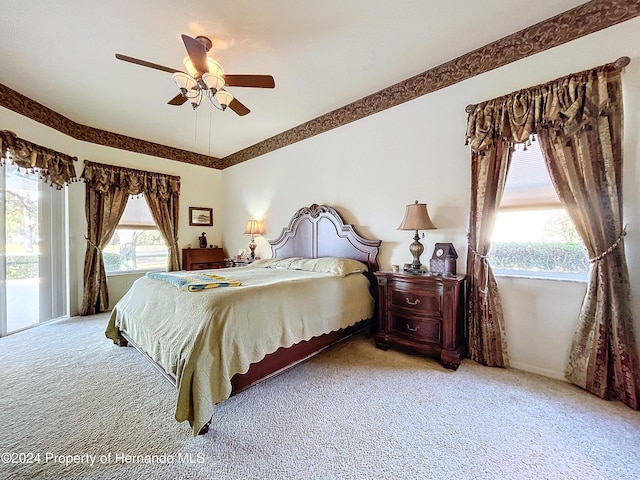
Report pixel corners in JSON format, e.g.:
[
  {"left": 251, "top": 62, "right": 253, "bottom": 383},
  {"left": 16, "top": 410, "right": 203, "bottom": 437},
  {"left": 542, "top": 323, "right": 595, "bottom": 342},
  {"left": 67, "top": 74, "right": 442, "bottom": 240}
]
[{"left": 105, "top": 265, "right": 374, "bottom": 435}]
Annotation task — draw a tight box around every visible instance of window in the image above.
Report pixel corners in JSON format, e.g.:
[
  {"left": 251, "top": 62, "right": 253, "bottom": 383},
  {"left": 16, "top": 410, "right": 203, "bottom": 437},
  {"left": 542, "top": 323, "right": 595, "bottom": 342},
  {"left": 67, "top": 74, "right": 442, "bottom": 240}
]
[
  {"left": 489, "top": 141, "right": 589, "bottom": 280},
  {"left": 103, "top": 195, "right": 168, "bottom": 274}
]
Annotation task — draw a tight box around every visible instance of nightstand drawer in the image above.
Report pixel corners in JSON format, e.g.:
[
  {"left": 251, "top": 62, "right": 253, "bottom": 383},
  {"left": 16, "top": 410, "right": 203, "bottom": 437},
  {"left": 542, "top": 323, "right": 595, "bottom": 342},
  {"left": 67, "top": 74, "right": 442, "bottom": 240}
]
[
  {"left": 389, "top": 282, "right": 442, "bottom": 317},
  {"left": 390, "top": 313, "right": 441, "bottom": 344}
]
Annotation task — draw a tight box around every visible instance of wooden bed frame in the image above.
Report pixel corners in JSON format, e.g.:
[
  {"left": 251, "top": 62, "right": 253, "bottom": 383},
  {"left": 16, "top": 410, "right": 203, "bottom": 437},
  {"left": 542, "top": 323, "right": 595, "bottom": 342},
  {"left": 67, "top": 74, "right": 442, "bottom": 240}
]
[{"left": 117, "top": 203, "right": 381, "bottom": 434}]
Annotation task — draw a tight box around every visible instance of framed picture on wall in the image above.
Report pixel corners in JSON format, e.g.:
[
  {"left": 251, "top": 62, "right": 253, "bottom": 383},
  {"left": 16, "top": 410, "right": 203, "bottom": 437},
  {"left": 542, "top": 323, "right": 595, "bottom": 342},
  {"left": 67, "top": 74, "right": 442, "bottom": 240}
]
[{"left": 189, "top": 207, "right": 213, "bottom": 226}]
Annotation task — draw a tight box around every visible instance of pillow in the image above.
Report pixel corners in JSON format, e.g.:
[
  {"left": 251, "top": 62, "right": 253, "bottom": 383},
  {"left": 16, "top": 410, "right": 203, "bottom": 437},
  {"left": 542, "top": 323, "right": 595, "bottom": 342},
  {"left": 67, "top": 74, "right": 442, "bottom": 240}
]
[
  {"left": 249, "top": 256, "right": 368, "bottom": 277},
  {"left": 313, "top": 257, "right": 368, "bottom": 276},
  {"left": 248, "top": 257, "right": 302, "bottom": 269}
]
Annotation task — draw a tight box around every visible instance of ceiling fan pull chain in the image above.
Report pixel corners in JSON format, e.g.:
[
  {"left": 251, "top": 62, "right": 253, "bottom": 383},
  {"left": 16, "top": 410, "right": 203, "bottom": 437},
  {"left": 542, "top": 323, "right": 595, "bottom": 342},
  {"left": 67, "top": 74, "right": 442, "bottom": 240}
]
[
  {"left": 208, "top": 105, "right": 213, "bottom": 155},
  {"left": 194, "top": 107, "right": 198, "bottom": 143}
]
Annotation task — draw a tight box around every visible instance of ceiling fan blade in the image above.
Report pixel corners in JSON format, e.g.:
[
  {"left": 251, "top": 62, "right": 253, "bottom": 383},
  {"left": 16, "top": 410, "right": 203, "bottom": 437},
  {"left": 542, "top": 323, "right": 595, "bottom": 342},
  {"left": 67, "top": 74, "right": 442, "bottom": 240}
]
[
  {"left": 181, "top": 34, "right": 208, "bottom": 74},
  {"left": 167, "top": 93, "right": 188, "bottom": 106},
  {"left": 224, "top": 74, "right": 275, "bottom": 88},
  {"left": 115, "top": 54, "right": 181, "bottom": 74},
  {"left": 228, "top": 97, "right": 250, "bottom": 116}
]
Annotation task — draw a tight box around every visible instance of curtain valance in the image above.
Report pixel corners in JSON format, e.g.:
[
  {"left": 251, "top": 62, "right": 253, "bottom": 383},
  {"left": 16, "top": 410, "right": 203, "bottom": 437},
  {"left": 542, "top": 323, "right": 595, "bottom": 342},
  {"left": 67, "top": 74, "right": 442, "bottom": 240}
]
[
  {"left": 465, "top": 57, "right": 629, "bottom": 152},
  {"left": 81, "top": 160, "right": 180, "bottom": 200},
  {"left": 0, "top": 130, "right": 77, "bottom": 188}
]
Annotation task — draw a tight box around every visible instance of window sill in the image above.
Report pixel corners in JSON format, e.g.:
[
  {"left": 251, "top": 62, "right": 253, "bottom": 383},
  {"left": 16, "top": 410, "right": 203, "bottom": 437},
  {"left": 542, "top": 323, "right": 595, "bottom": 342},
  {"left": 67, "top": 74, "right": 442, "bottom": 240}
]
[
  {"left": 493, "top": 269, "right": 588, "bottom": 283},
  {"left": 106, "top": 269, "right": 164, "bottom": 277}
]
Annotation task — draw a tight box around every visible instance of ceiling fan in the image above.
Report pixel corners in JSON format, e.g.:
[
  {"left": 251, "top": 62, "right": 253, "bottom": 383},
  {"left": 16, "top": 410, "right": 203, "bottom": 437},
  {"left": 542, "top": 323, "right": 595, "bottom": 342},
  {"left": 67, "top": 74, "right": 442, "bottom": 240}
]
[{"left": 115, "top": 34, "right": 275, "bottom": 116}]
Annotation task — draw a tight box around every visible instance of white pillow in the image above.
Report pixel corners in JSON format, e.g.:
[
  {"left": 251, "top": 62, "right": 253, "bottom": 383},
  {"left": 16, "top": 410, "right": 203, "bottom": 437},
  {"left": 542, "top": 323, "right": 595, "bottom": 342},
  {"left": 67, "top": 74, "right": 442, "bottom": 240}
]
[{"left": 251, "top": 257, "right": 368, "bottom": 277}]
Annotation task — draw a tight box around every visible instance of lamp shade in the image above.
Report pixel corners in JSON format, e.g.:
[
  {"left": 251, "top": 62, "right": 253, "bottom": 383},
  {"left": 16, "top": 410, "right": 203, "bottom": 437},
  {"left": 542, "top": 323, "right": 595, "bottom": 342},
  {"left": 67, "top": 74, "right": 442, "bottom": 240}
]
[
  {"left": 244, "top": 220, "right": 264, "bottom": 236},
  {"left": 398, "top": 201, "right": 437, "bottom": 231},
  {"left": 206, "top": 58, "right": 224, "bottom": 76},
  {"left": 172, "top": 72, "right": 198, "bottom": 97},
  {"left": 213, "top": 90, "right": 234, "bottom": 110},
  {"left": 183, "top": 56, "right": 200, "bottom": 78},
  {"left": 202, "top": 73, "right": 225, "bottom": 92}
]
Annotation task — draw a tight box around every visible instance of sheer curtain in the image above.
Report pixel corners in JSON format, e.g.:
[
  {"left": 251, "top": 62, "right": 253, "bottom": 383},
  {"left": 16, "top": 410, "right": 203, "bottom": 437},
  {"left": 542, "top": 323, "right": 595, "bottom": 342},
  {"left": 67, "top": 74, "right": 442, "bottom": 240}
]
[
  {"left": 80, "top": 161, "right": 181, "bottom": 315},
  {"left": 465, "top": 58, "right": 639, "bottom": 409}
]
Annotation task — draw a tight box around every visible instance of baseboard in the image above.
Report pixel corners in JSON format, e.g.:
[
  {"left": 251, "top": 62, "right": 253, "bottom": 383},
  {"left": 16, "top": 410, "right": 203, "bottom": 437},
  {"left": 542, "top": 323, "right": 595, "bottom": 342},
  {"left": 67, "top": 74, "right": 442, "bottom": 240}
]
[{"left": 509, "top": 361, "right": 567, "bottom": 382}]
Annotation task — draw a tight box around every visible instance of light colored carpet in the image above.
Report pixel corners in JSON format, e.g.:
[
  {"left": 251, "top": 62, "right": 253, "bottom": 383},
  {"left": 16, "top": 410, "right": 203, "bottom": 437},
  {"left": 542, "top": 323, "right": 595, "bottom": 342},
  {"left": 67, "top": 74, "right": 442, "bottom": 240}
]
[{"left": 1, "top": 313, "right": 639, "bottom": 480}]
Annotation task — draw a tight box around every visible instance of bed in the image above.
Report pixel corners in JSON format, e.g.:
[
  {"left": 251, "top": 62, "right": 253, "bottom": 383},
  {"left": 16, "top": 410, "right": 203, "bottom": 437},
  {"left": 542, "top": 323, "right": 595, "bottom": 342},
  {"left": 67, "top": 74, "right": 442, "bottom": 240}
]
[{"left": 105, "top": 204, "right": 381, "bottom": 435}]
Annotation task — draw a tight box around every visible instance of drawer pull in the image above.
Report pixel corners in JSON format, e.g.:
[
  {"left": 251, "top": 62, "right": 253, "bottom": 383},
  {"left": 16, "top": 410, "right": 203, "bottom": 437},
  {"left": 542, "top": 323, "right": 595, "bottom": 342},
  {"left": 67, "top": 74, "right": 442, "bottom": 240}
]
[
  {"left": 405, "top": 297, "right": 420, "bottom": 306},
  {"left": 405, "top": 323, "right": 420, "bottom": 332}
]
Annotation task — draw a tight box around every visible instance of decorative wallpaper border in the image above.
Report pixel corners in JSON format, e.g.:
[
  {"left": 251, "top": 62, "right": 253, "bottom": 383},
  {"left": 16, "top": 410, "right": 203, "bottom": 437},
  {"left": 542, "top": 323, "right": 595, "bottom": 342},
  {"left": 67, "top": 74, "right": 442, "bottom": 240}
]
[
  {"left": 1, "top": 0, "right": 639, "bottom": 170},
  {"left": 0, "top": 85, "right": 224, "bottom": 169},
  {"left": 220, "top": 0, "right": 640, "bottom": 168}
]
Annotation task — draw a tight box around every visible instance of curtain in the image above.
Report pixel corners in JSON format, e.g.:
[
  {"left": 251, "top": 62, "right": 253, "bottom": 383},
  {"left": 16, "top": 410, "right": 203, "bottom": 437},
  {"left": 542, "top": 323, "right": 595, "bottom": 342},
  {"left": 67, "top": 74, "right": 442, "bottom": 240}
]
[
  {"left": 537, "top": 72, "right": 639, "bottom": 409},
  {"left": 466, "top": 141, "right": 511, "bottom": 367},
  {"left": 465, "top": 57, "right": 639, "bottom": 409},
  {"left": 145, "top": 187, "right": 180, "bottom": 271},
  {"left": 80, "top": 179, "right": 129, "bottom": 315},
  {"left": 80, "top": 161, "right": 181, "bottom": 315},
  {"left": 0, "top": 130, "right": 77, "bottom": 187}
]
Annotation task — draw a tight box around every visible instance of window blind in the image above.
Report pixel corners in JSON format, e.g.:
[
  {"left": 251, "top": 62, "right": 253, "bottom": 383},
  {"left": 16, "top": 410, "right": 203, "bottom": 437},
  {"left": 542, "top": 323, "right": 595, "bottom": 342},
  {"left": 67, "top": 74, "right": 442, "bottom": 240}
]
[
  {"left": 118, "top": 195, "right": 157, "bottom": 228},
  {"left": 500, "top": 141, "right": 561, "bottom": 210}
]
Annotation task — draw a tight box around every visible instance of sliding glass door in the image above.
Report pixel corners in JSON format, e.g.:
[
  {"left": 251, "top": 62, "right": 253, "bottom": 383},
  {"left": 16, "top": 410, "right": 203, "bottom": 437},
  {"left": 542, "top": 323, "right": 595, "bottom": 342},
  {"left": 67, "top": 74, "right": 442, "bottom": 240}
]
[{"left": 1, "top": 162, "right": 68, "bottom": 336}]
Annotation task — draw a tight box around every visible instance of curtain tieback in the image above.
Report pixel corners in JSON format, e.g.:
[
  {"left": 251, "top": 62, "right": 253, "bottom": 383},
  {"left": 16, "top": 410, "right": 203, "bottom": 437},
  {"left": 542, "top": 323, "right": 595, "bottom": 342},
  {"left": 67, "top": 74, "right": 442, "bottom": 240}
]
[
  {"left": 469, "top": 244, "right": 490, "bottom": 296},
  {"left": 84, "top": 236, "right": 102, "bottom": 252},
  {"left": 589, "top": 225, "right": 627, "bottom": 263}
]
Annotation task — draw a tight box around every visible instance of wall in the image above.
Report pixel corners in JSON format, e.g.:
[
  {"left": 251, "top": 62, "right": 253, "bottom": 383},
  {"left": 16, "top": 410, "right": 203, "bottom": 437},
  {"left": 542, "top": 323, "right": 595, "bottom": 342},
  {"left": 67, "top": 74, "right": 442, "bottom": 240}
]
[
  {"left": 0, "top": 107, "right": 224, "bottom": 315},
  {"left": 221, "top": 17, "right": 640, "bottom": 381}
]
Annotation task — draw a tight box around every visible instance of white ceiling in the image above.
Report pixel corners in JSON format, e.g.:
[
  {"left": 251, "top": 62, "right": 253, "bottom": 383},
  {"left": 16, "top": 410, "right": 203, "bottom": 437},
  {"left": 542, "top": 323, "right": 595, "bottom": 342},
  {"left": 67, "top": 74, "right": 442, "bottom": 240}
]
[{"left": 0, "top": 0, "right": 587, "bottom": 160}]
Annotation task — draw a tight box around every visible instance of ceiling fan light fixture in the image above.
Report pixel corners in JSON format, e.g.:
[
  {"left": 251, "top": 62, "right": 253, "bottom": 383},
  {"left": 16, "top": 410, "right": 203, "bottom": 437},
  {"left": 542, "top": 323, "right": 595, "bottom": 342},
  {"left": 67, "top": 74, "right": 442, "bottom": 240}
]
[
  {"left": 202, "top": 73, "right": 225, "bottom": 93},
  {"left": 172, "top": 72, "right": 197, "bottom": 96},
  {"left": 212, "top": 90, "right": 233, "bottom": 111},
  {"left": 206, "top": 58, "right": 224, "bottom": 76},
  {"left": 183, "top": 56, "right": 199, "bottom": 78},
  {"left": 116, "top": 32, "right": 274, "bottom": 117},
  {"left": 173, "top": 72, "right": 196, "bottom": 94},
  {"left": 190, "top": 90, "right": 204, "bottom": 110}
]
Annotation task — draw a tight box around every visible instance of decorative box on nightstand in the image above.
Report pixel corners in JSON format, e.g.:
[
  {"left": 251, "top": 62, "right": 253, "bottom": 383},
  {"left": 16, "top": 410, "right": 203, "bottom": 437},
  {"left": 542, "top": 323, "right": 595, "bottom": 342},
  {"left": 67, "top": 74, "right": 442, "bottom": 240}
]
[{"left": 374, "top": 271, "right": 467, "bottom": 369}]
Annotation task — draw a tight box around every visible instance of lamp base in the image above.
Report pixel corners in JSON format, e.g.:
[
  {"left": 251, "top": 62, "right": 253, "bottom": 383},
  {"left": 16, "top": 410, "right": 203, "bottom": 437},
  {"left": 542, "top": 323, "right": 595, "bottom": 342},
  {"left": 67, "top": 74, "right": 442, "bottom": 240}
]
[
  {"left": 404, "top": 266, "right": 427, "bottom": 274},
  {"left": 407, "top": 231, "right": 425, "bottom": 274}
]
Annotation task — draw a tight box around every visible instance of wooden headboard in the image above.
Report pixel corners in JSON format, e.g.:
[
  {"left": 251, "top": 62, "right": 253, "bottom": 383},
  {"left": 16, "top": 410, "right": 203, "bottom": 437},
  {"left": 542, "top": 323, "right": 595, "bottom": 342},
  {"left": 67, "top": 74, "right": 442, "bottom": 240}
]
[{"left": 269, "top": 204, "right": 381, "bottom": 272}]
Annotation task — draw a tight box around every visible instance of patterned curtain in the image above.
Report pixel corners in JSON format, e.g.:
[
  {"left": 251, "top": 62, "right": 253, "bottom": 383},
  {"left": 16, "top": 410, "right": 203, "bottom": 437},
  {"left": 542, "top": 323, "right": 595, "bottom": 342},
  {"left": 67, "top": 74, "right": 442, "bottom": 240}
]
[
  {"left": 537, "top": 72, "right": 639, "bottom": 409},
  {"left": 80, "top": 161, "right": 181, "bottom": 315},
  {"left": 465, "top": 57, "right": 639, "bottom": 409},
  {"left": 144, "top": 187, "right": 180, "bottom": 272},
  {"left": 80, "top": 177, "right": 129, "bottom": 315},
  {"left": 0, "top": 130, "right": 77, "bottom": 187},
  {"left": 466, "top": 141, "right": 511, "bottom": 367}
]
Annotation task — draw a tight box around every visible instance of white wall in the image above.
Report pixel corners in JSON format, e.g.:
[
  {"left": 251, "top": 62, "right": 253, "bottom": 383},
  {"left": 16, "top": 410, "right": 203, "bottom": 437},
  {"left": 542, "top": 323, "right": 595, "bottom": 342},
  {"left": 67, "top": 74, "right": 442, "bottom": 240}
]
[
  {"left": 0, "top": 108, "right": 224, "bottom": 315},
  {"left": 221, "top": 17, "right": 640, "bottom": 381}
]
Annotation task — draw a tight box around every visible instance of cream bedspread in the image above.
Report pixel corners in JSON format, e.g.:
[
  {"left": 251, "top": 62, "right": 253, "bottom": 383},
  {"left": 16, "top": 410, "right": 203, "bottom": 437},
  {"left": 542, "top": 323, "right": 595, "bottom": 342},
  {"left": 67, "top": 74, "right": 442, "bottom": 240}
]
[{"left": 105, "top": 265, "right": 374, "bottom": 435}]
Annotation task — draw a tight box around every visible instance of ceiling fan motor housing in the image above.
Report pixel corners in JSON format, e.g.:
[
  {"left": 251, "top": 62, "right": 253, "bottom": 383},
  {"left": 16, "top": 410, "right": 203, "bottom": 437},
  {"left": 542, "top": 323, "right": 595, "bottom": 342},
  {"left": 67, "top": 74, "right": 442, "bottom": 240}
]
[{"left": 195, "top": 36, "right": 213, "bottom": 52}]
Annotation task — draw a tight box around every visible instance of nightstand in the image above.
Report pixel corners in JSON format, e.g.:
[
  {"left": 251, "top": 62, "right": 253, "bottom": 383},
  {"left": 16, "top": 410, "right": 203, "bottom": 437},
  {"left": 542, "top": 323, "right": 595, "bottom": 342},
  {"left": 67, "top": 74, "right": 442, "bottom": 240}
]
[{"left": 374, "top": 271, "right": 466, "bottom": 369}]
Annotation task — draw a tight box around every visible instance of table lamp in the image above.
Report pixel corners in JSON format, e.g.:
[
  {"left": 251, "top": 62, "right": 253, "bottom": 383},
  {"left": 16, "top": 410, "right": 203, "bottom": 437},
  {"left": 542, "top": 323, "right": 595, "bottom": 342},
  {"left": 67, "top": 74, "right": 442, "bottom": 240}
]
[
  {"left": 243, "top": 220, "right": 265, "bottom": 259},
  {"left": 397, "top": 200, "right": 437, "bottom": 273}
]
